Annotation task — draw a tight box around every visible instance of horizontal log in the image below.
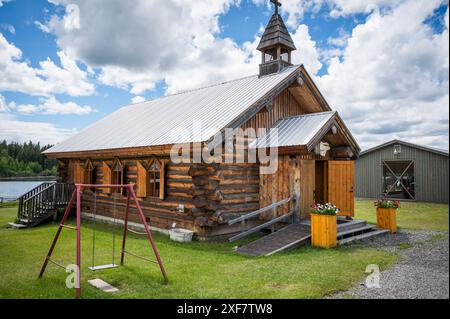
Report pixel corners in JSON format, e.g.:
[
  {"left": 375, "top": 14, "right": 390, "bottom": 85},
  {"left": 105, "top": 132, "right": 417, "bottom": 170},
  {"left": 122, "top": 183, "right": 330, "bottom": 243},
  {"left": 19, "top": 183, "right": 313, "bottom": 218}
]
[
  {"left": 166, "top": 181, "right": 193, "bottom": 189},
  {"left": 220, "top": 178, "right": 259, "bottom": 186}
]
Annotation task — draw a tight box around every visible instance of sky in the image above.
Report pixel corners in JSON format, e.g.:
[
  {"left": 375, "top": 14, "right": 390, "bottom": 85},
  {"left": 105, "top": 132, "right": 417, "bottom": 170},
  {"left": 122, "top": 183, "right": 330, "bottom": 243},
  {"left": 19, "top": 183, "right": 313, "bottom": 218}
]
[{"left": 0, "top": 0, "right": 448, "bottom": 151}]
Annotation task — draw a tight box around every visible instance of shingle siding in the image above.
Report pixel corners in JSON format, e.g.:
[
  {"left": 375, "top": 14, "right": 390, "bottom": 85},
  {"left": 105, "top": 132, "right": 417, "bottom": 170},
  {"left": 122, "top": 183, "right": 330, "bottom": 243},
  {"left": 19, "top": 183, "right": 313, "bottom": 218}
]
[{"left": 355, "top": 142, "right": 449, "bottom": 203}]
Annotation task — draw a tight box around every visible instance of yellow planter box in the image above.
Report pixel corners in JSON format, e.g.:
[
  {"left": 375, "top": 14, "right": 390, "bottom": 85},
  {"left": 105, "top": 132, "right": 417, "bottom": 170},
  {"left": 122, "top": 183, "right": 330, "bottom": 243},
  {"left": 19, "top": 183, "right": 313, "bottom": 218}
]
[
  {"left": 376, "top": 207, "right": 397, "bottom": 234},
  {"left": 311, "top": 214, "right": 337, "bottom": 248}
]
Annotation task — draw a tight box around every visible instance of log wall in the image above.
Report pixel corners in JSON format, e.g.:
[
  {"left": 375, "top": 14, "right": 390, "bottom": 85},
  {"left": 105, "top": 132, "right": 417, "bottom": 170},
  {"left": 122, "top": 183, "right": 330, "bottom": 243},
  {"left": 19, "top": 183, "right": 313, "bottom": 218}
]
[{"left": 61, "top": 158, "right": 261, "bottom": 238}]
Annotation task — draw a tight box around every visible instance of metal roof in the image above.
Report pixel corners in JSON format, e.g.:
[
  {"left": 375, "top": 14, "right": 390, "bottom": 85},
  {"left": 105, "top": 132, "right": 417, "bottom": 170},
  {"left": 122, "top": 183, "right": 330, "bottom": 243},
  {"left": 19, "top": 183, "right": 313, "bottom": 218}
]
[
  {"left": 44, "top": 66, "right": 300, "bottom": 154},
  {"left": 360, "top": 139, "right": 449, "bottom": 157},
  {"left": 249, "top": 111, "right": 336, "bottom": 151}
]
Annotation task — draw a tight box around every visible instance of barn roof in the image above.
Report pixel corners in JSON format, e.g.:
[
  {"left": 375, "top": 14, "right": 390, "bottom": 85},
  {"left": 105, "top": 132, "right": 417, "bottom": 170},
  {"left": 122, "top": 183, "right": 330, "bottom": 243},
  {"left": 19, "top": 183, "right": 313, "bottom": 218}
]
[
  {"left": 44, "top": 66, "right": 302, "bottom": 155},
  {"left": 249, "top": 111, "right": 360, "bottom": 154},
  {"left": 360, "top": 139, "right": 449, "bottom": 157}
]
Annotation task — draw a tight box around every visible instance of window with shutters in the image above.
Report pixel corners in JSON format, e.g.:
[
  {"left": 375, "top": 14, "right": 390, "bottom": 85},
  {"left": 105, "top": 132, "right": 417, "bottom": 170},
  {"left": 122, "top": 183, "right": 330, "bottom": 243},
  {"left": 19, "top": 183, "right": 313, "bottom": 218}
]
[
  {"left": 84, "top": 159, "right": 95, "bottom": 184},
  {"left": 83, "top": 159, "right": 97, "bottom": 192},
  {"left": 111, "top": 158, "right": 123, "bottom": 194},
  {"left": 135, "top": 158, "right": 165, "bottom": 199},
  {"left": 148, "top": 160, "right": 161, "bottom": 198}
]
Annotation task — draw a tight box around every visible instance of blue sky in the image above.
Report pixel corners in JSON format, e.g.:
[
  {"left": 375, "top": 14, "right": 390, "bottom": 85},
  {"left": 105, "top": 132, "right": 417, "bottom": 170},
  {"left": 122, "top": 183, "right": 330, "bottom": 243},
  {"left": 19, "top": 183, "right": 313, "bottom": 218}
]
[{"left": 0, "top": 0, "right": 448, "bottom": 150}]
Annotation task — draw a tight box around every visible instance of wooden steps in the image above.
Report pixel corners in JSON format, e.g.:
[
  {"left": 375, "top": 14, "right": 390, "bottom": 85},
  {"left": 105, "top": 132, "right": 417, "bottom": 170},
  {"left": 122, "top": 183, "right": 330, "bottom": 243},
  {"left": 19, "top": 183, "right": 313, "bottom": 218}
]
[
  {"left": 337, "top": 219, "right": 390, "bottom": 244},
  {"left": 15, "top": 183, "right": 74, "bottom": 228},
  {"left": 235, "top": 224, "right": 311, "bottom": 256},
  {"left": 338, "top": 229, "right": 390, "bottom": 245},
  {"left": 337, "top": 225, "right": 375, "bottom": 238}
]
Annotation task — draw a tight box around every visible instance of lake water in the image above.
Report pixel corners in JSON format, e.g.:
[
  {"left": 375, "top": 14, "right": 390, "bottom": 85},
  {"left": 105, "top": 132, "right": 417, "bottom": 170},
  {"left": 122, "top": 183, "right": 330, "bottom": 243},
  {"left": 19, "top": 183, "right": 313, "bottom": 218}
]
[{"left": 0, "top": 180, "right": 55, "bottom": 200}]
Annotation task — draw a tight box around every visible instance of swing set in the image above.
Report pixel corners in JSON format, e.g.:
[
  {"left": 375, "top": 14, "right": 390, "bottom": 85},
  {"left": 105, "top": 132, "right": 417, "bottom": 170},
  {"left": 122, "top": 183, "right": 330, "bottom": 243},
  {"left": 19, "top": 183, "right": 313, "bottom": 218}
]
[{"left": 38, "top": 184, "right": 168, "bottom": 299}]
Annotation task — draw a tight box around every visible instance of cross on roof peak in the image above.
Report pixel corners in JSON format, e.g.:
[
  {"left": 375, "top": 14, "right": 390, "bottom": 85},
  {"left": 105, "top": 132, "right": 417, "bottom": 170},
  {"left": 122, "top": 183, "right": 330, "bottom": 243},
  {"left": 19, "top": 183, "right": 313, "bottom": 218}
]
[{"left": 271, "top": 0, "right": 282, "bottom": 15}]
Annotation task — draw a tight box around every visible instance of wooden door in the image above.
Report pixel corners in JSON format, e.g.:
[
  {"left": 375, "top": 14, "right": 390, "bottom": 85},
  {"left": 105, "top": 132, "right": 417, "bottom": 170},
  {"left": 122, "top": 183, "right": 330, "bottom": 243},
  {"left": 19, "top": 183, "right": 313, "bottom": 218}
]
[
  {"left": 328, "top": 161, "right": 354, "bottom": 217},
  {"left": 299, "top": 159, "right": 315, "bottom": 219}
]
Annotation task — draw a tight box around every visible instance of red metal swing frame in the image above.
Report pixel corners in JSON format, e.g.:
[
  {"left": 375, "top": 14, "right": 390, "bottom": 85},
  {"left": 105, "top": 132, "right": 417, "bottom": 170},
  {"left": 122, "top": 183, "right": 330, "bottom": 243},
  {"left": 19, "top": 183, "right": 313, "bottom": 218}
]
[{"left": 38, "top": 184, "right": 168, "bottom": 299}]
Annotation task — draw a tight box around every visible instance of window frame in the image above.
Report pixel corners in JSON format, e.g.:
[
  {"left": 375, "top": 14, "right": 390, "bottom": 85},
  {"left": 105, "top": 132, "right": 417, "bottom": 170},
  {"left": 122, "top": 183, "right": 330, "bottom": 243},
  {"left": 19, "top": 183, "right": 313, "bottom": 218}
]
[
  {"left": 147, "top": 158, "right": 162, "bottom": 199},
  {"left": 136, "top": 158, "right": 165, "bottom": 200}
]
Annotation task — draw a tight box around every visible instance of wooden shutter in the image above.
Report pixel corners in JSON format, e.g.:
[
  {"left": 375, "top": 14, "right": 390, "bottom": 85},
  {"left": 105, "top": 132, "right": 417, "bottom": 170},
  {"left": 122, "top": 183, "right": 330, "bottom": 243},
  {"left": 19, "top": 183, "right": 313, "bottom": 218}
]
[
  {"left": 102, "top": 162, "right": 112, "bottom": 194},
  {"left": 328, "top": 160, "right": 355, "bottom": 217},
  {"left": 136, "top": 161, "right": 148, "bottom": 198},
  {"left": 299, "top": 159, "right": 315, "bottom": 219},
  {"left": 73, "top": 161, "right": 85, "bottom": 184},
  {"left": 159, "top": 160, "right": 165, "bottom": 200}
]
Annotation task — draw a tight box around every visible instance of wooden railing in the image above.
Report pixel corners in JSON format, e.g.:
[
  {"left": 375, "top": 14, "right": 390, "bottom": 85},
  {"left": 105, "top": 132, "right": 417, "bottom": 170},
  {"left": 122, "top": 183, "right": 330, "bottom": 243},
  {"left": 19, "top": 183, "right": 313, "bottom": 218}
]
[
  {"left": 259, "top": 59, "right": 292, "bottom": 76},
  {"left": 17, "top": 182, "right": 75, "bottom": 226},
  {"left": 228, "top": 195, "right": 298, "bottom": 242}
]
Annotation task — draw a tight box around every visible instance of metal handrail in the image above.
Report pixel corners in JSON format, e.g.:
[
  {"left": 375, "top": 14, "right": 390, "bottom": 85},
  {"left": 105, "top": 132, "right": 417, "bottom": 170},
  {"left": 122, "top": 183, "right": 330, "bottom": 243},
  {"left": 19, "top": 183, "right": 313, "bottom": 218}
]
[{"left": 228, "top": 197, "right": 292, "bottom": 226}]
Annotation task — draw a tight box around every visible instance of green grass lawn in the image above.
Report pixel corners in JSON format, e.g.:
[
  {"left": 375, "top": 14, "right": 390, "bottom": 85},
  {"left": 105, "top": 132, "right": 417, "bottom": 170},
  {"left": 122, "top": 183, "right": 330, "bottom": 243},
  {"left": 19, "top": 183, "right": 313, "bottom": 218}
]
[
  {"left": 355, "top": 199, "right": 449, "bottom": 231},
  {"left": 0, "top": 203, "right": 396, "bottom": 299}
]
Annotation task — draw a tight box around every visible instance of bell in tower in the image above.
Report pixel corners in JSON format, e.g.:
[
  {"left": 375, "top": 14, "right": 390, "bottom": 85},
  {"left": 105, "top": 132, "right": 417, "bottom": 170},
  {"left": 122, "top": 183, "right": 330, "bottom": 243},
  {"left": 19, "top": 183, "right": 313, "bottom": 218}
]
[{"left": 257, "top": 0, "right": 296, "bottom": 77}]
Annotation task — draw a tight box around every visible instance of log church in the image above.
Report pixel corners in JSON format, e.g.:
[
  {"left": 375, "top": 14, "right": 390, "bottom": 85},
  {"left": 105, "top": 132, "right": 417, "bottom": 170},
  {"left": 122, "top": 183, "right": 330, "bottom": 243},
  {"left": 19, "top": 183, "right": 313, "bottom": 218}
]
[{"left": 44, "top": 0, "right": 360, "bottom": 239}]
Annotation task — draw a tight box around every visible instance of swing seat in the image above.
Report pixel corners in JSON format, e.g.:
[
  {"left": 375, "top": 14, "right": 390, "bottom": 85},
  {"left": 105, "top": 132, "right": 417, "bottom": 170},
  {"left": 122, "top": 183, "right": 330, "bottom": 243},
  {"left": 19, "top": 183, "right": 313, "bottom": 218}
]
[{"left": 88, "top": 264, "right": 119, "bottom": 271}]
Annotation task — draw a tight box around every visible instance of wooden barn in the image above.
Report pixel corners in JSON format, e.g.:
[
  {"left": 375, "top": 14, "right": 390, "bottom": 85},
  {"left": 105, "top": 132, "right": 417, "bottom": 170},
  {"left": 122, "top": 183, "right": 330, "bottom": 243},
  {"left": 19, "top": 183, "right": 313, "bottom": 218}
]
[
  {"left": 355, "top": 140, "right": 449, "bottom": 203},
  {"left": 20, "top": 3, "right": 362, "bottom": 242}
]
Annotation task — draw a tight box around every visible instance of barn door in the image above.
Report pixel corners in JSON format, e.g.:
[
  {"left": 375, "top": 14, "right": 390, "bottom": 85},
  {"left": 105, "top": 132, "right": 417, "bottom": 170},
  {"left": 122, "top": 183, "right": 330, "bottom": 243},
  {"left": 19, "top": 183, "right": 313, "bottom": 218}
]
[{"left": 328, "top": 161, "right": 354, "bottom": 217}]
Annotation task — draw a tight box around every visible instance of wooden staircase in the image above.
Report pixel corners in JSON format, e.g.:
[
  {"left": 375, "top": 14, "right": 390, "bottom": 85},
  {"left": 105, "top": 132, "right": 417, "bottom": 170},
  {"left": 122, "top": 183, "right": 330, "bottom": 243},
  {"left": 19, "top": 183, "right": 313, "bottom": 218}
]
[
  {"left": 9, "top": 182, "right": 75, "bottom": 228},
  {"left": 336, "top": 219, "right": 390, "bottom": 245}
]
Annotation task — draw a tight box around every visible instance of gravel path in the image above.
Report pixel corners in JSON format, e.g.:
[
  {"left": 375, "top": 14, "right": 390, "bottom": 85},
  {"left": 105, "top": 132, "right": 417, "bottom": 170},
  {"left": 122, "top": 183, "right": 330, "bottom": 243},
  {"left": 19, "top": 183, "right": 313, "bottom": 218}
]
[{"left": 331, "top": 230, "right": 449, "bottom": 299}]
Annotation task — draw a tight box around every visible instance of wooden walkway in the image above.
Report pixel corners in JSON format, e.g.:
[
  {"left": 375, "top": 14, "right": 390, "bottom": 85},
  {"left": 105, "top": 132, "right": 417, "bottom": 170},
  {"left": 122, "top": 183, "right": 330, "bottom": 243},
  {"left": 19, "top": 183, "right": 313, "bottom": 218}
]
[{"left": 236, "top": 224, "right": 311, "bottom": 256}]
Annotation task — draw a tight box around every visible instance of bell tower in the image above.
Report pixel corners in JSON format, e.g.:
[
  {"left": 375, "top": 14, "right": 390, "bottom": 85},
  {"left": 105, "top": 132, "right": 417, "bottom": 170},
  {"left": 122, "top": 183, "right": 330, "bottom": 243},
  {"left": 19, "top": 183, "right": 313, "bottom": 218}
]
[{"left": 257, "top": 0, "right": 296, "bottom": 76}]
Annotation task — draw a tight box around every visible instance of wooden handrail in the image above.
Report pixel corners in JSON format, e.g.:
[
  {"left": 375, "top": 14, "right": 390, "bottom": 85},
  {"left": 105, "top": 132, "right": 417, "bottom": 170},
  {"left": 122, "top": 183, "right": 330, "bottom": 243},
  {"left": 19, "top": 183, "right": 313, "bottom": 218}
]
[
  {"left": 22, "top": 182, "right": 57, "bottom": 203},
  {"left": 17, "top": 183, "right": 75, "bottom": 227},
  {"left": 228, "top": 197, "right": 292, "bottom": 225},
  {"left": 229, "top": 211, "right": 294, "bottom": 242}
]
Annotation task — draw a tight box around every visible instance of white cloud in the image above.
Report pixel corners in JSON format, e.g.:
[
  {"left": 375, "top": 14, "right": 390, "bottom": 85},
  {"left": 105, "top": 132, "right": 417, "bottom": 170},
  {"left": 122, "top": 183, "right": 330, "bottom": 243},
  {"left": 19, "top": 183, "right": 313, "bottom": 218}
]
[
  {"left": 0, "top": 93, "right": 93, "bottom": 115},
  {"left": 0, "top": 33, "right": 94, "bottom": 97},
  {"left": 316, "top": 0, "right": 449, "bottom": 150},
  {"left": 0, "top": 113, "right": 76, "bottom": 145},
  {"left": 26, "top": 0, "right": 448, "bottom": 152},
  {"left": 327, "top": 28, "right": 350, "bottom": 47},
  {"left": 130, "top": 96, "right": 146, "bottom": 104},
  {"left": 253, "top": 0, "right": 408, "bottom": 27},
  {"left": 43, "top": 0, "right": 260, "bottom": 95},
  {"left": 0, "top": 24, "right": 15, "bottom": 34},
  {"left": 0, "top": 94, "right": 13, "bottom": 112},
  {"left": 38, "top": 96, "right": 93, "bottom": 115},
  {"left": 325, "top": 0, "right": 404, "bottom": 18},
  {"left": 291, "top": 24, "right": 323, "bottom": 75}
]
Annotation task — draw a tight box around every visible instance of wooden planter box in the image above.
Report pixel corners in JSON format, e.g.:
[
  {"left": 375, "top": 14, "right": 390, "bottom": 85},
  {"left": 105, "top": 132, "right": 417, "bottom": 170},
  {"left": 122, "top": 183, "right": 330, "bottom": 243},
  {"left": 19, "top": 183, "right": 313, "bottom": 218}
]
[
  {"left": 376, "top": 208, "right": 397, "bottom": 233},
  {"left": 311, "top": 214, "right": 337, "bottom": 248}
]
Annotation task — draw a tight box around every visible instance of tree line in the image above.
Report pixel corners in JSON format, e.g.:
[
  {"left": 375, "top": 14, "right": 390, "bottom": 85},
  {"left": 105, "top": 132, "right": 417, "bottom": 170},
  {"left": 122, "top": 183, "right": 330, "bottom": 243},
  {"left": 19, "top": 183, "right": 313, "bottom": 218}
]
[{"left": 0, "top": 140, "right": 58, "bottom": 177}]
